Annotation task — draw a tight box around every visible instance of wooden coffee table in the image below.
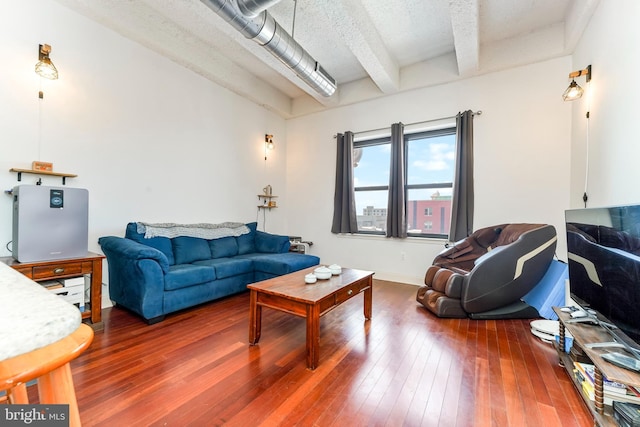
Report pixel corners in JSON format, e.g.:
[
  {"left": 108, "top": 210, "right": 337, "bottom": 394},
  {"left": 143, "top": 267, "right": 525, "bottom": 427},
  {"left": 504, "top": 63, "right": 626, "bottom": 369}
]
[{"left": 248, "top": 267, "right": 374, "bottom": 370}]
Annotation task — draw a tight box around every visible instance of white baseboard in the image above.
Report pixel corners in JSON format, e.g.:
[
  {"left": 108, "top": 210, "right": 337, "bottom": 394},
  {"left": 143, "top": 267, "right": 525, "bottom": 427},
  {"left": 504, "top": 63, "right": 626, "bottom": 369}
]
[
  {"left": 101, "top": 282, "right": 113, "bottom": 308},
  {"left": 372, "top": 272, "right": 423, "bottom": 286}
]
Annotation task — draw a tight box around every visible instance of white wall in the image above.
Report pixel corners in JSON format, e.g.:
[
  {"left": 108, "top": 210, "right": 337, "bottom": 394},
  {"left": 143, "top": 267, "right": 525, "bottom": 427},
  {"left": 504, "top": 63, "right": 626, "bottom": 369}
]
[
  {"left": 0, "top": 0, "right": 581, "bottom": 292},
  {"left": 286, "top": 58, "right": 573, "bottom": 284},
  {"left": 0, "top": 0, "right": 287, "bottom": 266},
  {"left": 569, "top": 0, "right": 640, "bottom": 208}
]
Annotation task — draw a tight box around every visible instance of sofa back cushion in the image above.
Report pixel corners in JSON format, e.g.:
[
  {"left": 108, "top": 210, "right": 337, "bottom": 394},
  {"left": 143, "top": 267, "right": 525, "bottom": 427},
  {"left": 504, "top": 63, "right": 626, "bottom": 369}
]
[
  {"left": 125, "top": 222, "right": 175, "bottom": 265},
  {"left": 209, "top": 236, "right": 239, "bottom": 258},
  {"left": 255, "top": 230, "right": 290, "bottom": 253},
  {"left": 236, "top": 222, "right": 257, "bottom": 255},
  {"left": 172, "top": 236, "right": 212, "bottom": 264}
]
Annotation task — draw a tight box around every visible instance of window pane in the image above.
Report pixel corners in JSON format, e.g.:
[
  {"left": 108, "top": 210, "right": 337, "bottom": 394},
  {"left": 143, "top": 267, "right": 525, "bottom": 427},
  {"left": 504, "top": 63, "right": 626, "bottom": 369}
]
[
  {"left": 353, "top": 143, "right": 390, "bottom": 188},
  {"left": 407, "top": 133, "right": 455, "bottom": 186},
  {"left": 355, "top": 190, "right": 388, "bottom": 233},
  {"left": 406, "top": 188, "right": 451, "bottom": 235}
]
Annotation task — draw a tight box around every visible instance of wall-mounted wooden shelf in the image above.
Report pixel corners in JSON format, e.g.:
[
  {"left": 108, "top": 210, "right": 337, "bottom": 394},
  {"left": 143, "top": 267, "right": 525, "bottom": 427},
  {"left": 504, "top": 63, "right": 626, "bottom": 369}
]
[
  {"left": 10, "top": 168, "right": 77, "bottom": 185},
  {"left": 258, "top": 194, "right": 277, "bottom": 209}
]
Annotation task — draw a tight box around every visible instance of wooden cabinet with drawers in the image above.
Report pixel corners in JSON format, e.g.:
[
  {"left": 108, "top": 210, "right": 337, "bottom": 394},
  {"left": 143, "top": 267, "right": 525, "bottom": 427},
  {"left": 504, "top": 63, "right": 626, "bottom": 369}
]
[{"left": 1, "top": 252, "right": 105, "bottom": 330}]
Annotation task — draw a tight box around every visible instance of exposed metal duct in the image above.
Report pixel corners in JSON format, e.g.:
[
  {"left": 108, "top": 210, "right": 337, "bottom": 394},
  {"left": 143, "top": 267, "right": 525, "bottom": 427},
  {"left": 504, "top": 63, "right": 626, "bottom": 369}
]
[
  {"left": 236, "top": 0, "right": 282, "bottom": 18},
  {"left": 200, "top": 0, "right": 336, "bottom": 97}
]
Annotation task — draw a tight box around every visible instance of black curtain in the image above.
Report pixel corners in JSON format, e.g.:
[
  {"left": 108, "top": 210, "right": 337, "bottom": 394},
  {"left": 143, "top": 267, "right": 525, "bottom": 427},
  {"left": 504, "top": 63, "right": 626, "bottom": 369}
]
[
  {"left": 449, "top": 110, "right": 474, "bottom": 241},
  {"left": 386, "top": 122, "right": 406, "bottom": 238},
  {"left": 331, "top": 132, "right": 358, "bottom": 234}
]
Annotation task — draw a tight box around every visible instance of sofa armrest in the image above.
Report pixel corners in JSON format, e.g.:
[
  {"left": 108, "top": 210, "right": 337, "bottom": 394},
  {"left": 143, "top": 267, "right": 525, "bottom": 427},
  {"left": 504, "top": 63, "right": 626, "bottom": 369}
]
[
  {"left": 98, "top": 236, "right": 170, "bottom": 273},
  {"left": 255, "top": 230, "right": 291, "bottom": 253},
  {"left": 98, "top": 236, "right": 168, "bottom": 320}
]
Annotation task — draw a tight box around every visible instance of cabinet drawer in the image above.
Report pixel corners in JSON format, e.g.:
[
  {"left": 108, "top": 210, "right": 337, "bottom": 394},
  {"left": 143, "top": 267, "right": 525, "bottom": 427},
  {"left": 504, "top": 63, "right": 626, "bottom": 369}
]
[
  {"left": 32, "top": 262, "right": 84, "bottom": 280},
  {"left": 335, "top": 280, "right": 370, "bottom": 304}
]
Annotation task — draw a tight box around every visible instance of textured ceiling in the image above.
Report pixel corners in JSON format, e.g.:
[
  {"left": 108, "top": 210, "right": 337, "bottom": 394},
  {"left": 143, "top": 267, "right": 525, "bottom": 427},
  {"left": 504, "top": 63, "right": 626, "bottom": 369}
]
[{"left": 54, "top": 0, "right": 600, "bottom": 118}]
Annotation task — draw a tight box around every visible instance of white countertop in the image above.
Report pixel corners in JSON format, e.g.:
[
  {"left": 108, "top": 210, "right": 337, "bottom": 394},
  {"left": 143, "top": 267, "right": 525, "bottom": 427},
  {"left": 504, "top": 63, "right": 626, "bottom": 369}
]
[{"left": 0, "top": 262, "right": 81, "bottom": 361}]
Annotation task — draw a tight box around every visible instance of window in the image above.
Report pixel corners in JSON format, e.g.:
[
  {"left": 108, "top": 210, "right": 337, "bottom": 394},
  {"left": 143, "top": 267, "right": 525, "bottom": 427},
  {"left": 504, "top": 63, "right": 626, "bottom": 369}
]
[{"left": 353, "top": 128, "right": 456, "bottom": 237}]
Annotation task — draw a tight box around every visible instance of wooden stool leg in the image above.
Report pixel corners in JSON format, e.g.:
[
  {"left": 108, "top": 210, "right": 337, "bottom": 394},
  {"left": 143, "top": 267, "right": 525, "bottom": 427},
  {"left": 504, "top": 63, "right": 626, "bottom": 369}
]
[
  {"left": 7, "top": 383, "right": 29, "bottom": 404},
  {"left": 38, "top": 363, "right": 80, "bottom": 427}
]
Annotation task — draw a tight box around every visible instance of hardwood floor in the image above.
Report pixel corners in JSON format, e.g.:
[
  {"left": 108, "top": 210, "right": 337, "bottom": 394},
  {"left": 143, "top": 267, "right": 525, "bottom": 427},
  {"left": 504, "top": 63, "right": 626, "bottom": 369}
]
[{"left": 42, "top": 280, "right": 592, "bottom": 426}]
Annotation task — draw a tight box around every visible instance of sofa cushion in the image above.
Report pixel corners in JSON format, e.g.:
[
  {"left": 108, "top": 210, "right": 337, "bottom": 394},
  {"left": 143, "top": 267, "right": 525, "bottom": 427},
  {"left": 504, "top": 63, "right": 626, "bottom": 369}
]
[
  {"left": 165, "top": 264, "right": 216, "bottom": 291},
  {"left": 245, "top": 253, "right": 320, "bottom": 276},
  {"left": 255, "top": 230, "right": 290, "bottom": 253},
  {"left": 194, "top": 258, "right": 254, "bottom": 279},
  {"left": 172, "top": 237, "right": 212, "bottom": 265},
  {"left": 237, "top": 222, "right": 257, "bottom": 255},
  {"left": 125, "top": 222, "right": 175, "bottom": 265},
  {"left": 209, "top": 236, "right": 239, "bottom": 258}
]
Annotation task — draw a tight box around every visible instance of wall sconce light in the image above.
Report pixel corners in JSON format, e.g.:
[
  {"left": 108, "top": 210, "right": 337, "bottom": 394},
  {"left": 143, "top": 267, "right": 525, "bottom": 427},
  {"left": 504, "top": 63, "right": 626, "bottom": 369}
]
[
  {"left": 35, "top": 44, "right": 59, "bottom": 80},
  {"left": 265, "top": 134, "right": 275, "bottom": 150},
  {"left": 563, "top": 65, "right": 591, "bottom": 101},
  {"left": 264, "top": 134, "right": 275, "bottom": 160}
]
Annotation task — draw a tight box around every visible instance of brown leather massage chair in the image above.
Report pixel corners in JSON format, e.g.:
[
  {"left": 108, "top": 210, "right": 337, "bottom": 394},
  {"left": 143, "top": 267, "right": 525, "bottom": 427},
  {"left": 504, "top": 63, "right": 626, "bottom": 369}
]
[{"left": 416, "top": 223, "right": 557, "bottom": 319}]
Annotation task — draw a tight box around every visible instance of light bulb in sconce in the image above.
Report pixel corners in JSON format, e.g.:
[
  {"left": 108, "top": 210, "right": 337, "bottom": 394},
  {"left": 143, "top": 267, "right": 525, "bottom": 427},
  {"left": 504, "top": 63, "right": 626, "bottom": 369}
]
[
  {"left": 264, "top": 134, "right": 275, "bottom": 160},
  {"left": 35, "top": 44, "right": 59, "bottom": 80},
  {"left": 562, "top": 80, "right": 584, "bottom": 101},
  {"left": 265, "top": 134, "right": 275, "bottom": 150},
  {"left": 35, "top": 43, "right": 59, "bottom": 99},
  {"left": 562, "top": 65, "right": 591, "bottom": 102}
]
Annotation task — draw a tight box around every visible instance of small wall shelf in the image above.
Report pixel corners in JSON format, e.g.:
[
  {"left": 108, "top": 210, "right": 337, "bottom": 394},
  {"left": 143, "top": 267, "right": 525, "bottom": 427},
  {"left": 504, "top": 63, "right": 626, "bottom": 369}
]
[
  {"left": 258, "top": 194, "right": 277, "bottom": 209},
  {"left": 10, "top": 168, "right": 77, "bottom": 185}
]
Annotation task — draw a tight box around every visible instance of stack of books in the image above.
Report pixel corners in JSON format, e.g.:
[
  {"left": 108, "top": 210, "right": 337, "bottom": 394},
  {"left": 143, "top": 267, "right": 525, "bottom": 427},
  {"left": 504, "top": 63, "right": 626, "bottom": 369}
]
[
  {"left": 613, "top": 401, "right": 640, "bottom": 427},
  {"left": 574, "top": 361, "right": 640, "bottom": 406},
  {"left": 40, "top": 280, "right": 64, "bottom": 290}
]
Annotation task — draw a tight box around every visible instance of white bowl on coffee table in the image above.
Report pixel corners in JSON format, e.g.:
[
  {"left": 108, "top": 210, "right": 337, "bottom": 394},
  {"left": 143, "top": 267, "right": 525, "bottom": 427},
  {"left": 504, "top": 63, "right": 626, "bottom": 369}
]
[
  {"left": 313, "top": 267, "right": 332, "bottom": 280},
  {"left": 328, "top": 264, "right": 342, "bottom": 275}
]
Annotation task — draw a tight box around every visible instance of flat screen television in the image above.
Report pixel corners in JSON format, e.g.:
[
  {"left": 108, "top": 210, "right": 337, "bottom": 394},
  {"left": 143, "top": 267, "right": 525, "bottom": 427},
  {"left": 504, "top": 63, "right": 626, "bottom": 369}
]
[{"left": 565, "top": 204, "right": 640, "bottom": 353}]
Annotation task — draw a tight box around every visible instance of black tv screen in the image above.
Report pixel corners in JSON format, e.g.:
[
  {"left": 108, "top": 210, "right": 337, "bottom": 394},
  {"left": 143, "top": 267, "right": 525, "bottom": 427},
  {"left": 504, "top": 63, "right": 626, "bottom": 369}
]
[{"left": 565, "top": 204, "right": 640, "bottom": 346}]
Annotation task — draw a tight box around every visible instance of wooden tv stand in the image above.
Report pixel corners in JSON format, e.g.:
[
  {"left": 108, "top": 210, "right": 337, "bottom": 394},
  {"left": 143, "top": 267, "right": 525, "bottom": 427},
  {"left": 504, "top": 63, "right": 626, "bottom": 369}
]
[
  {"left": 554, "top": 307, "right": 640, "bottom": 426},
  {"left": 1, "top": 252, "right": 105, "bottom": 330}
]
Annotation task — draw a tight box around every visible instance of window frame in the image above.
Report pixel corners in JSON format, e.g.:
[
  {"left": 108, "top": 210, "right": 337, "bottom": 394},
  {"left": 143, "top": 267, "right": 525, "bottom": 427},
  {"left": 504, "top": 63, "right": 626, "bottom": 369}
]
[
  {"left": 353, "top": 136, "right": 391, "bottom": 235},
  {"left": 405, "top": 127, "right": 455, "bottom": 238},
  {"left": 353, "top": 127, "right": 456, "bottom": 238}
]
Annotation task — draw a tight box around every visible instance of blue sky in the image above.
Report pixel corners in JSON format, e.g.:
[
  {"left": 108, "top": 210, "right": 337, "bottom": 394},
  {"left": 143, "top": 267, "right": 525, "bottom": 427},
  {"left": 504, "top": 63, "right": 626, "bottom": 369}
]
[{"left": 354, "top": 134, "right": 456, "bottom": 213}]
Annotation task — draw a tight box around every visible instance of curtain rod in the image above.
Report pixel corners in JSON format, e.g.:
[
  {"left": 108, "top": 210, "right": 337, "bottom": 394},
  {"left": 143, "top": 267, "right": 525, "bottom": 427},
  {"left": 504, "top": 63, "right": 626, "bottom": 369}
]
[{"left": 333, "top": 110, "right": 482, "bottom": 138}]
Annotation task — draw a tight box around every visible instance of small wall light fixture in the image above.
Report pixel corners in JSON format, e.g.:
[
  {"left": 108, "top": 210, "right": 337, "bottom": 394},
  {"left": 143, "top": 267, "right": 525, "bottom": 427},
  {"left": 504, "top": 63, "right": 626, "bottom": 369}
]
[
  {"left": 563, "top": 65, "right": 591, "bottom": 101},
  {"left": 265, "top": 134, "right": 275, "bottom": 150},
  {"left": 35, "top": 44, "right": 59, "bottom": 80},
  {"left": 264, "top": 134, "right": 275, "bottom": 160}
]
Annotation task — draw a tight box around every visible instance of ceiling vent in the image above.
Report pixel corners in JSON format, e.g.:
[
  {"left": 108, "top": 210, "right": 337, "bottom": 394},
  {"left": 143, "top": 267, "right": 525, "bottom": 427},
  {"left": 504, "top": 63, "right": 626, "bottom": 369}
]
[{"left": 200, "top": 0, "right": 337, "bottom": 97}]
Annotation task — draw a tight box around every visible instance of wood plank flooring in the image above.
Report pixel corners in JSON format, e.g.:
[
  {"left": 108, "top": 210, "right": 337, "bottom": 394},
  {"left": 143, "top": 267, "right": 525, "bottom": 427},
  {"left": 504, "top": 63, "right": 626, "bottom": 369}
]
[{"left": 33, "top": 280, "right": 592, "bottom": 426}]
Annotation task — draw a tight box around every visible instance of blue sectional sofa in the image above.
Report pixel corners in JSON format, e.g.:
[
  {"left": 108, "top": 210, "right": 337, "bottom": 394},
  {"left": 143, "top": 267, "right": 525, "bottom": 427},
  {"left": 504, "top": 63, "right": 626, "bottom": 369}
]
[{"left": 98, "top": 222, "right": 320, "bottom": 323}]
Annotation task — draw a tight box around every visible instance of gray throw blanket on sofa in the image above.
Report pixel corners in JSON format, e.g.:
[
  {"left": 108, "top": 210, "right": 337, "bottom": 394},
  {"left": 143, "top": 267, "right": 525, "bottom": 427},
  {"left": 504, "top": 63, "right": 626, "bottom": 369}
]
[{"left": 137, "top": 222, "right": 250, "bottom": 240}]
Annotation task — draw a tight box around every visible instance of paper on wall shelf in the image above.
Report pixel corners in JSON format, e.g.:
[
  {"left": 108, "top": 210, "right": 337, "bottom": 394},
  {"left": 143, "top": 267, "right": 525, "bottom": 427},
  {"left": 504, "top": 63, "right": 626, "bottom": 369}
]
[{"left": 32, "top": 161, "right": 53, "bottom": 171}]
